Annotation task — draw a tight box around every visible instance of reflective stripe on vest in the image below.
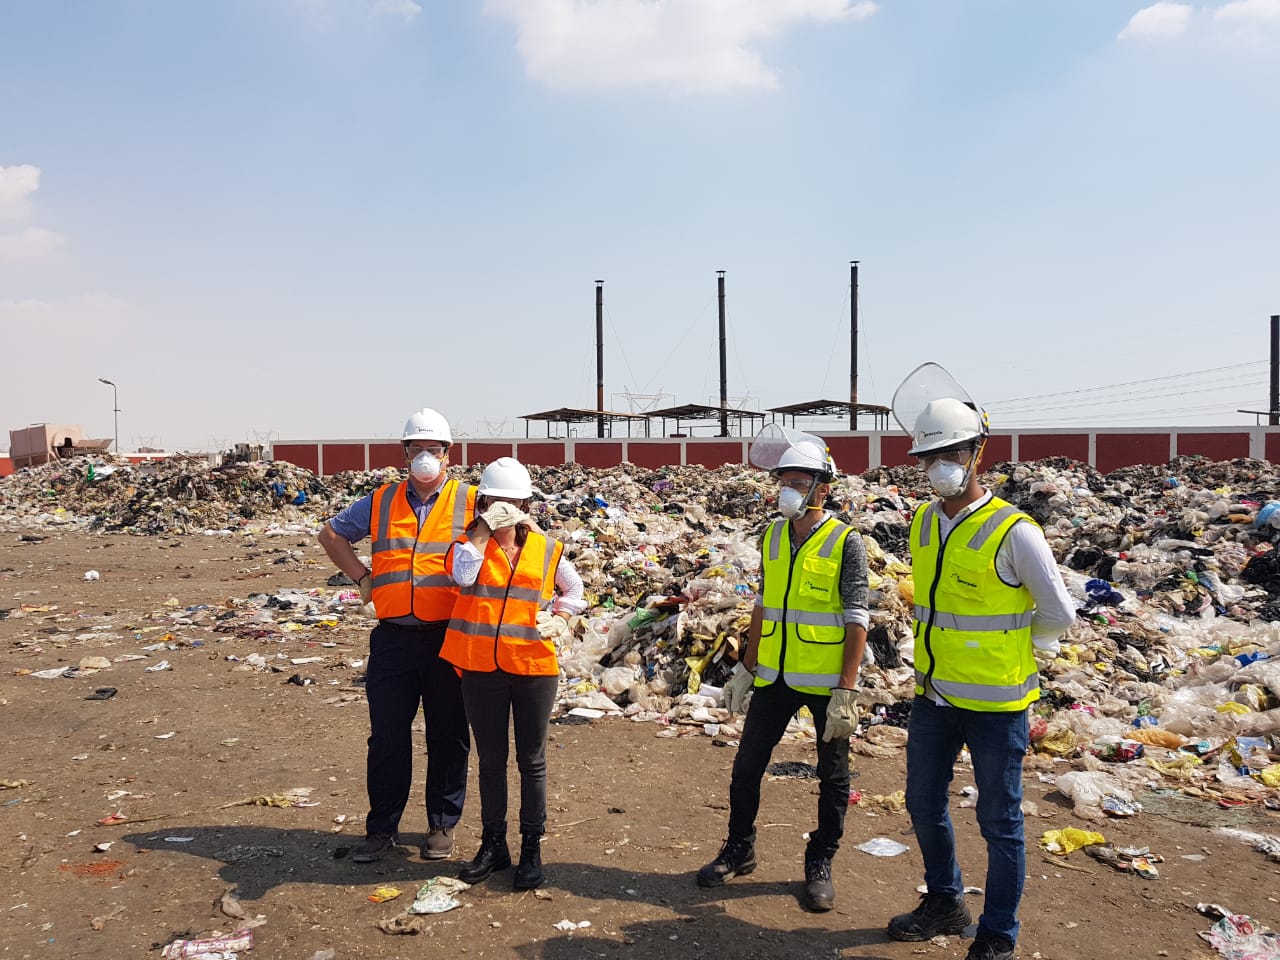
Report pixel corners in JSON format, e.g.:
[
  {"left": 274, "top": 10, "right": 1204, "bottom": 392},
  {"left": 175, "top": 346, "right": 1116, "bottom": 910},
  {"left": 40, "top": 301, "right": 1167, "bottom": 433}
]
[
  {"left": 911, "top": 495, "right": 1039, "bottom": 713},
  {"left": 369, "top": 479, "right": 476, "bottom": 622},
  {"left": 441, "top": 530, "right": 563, "bottom": 676},
  {"left": 915, "top": 670, "right": 1041, "bottom": 704},
  {"left": 756, "top": 517, "right": 850, "bottom": 695}
]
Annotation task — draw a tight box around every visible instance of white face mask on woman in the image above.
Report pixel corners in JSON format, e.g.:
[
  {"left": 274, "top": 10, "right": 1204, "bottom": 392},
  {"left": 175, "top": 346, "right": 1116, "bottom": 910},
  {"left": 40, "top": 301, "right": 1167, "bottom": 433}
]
[{"left": 926, "top": 459, "right": 967, "bottom": 498}]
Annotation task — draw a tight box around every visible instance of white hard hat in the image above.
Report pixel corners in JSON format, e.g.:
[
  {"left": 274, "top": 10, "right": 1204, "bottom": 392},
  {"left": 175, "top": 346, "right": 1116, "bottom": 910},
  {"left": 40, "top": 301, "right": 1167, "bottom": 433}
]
[
  {"left": 773, "top": 435, "right": 837, "bottom": 482},
  {"left": 907, "top": 397, "right": 985, "bottom": 457},
  {"left": 478, "top": 457, "right": 532, "bottom": 499},
  {"left": 402, "top": 408, "right": 452, "bottom": 445},
  {"left": 750, "top": 425, "right": 837, "bottom": 481}
]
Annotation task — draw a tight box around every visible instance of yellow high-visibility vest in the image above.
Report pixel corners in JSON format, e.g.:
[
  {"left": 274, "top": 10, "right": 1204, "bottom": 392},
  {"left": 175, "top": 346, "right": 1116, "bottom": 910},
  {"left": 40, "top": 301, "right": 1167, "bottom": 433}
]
[
  {"left": 910, "top": 496, "right": 1039, "bottom": 712},
  {"left": 756, "top": 516, "right": 851, "bottom": 696}
]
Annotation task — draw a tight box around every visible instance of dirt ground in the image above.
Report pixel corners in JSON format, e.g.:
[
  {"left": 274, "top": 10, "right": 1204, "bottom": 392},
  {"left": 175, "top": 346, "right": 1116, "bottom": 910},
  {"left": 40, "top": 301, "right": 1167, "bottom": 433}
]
[{"left": 2, "top": 529, "right": 1278, "bottom": 960}]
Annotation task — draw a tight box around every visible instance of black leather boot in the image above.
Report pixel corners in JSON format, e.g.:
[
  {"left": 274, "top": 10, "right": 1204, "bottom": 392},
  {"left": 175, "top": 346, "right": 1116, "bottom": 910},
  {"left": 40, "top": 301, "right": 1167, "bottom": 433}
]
[
  {"left": 458, "top": 832, "right": 511, "bottom": 883},
  {"left": 513, "top": 833, "right": 544, "bottom": 890},
  {"left": 696, "top": 837, "right": 757, "bottom": 887},
  {"left": 802, "top": 856, "right": 835, "bottom": 912}
]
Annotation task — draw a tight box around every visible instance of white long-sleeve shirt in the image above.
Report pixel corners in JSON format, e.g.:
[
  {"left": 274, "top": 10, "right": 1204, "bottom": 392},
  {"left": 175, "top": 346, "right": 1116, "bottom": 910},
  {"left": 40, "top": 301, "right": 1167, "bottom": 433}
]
[
  {"left": 449, "top": 540, "right": 588, "bottom": 616},
  {"left": 927, "top": 490, "right": 1076, "bottom": 650}
]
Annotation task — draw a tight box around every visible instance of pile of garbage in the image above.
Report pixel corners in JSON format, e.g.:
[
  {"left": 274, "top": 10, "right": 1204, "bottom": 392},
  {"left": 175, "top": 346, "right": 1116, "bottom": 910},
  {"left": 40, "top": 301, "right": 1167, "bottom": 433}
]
[{"left": 5, "top": 452, "right": 1280, "bottom": 799}]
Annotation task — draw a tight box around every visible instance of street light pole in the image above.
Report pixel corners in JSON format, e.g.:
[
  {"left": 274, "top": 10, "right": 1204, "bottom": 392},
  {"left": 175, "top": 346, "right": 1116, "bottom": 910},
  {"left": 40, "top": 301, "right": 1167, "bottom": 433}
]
[{"left": 98, "top": 378, "right": 119, "bottom": 453}]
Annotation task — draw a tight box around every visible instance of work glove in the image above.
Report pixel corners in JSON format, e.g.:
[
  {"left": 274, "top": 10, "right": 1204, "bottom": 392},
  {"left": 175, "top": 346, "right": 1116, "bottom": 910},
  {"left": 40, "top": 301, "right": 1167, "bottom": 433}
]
[
  {"left": 481, "top": 501, "right": 527, "bottom": 531},
  {"left": 537, "top": 613, "right": 568, "bottom": 640},
  {"left": 1033, "top": 639, "right": 1060, "bottom": 670},
  {"left": 823, "top": 688, "right": 860, "bottom": 742},
  {"left": 723, "top": 663, "right": 756, "bottom": 715},
  {"left": 357, "top": 572, "right": 373, "bottom": 605}
]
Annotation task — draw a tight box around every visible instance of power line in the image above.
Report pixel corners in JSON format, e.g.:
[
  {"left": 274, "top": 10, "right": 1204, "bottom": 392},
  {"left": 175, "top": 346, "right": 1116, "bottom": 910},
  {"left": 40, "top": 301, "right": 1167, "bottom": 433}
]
[
  {"left": 989, "top": 375, "right": 1268, "bottom": 416},
  {"left": 984, "top": 361, "right": 1266, "bottom": 407}
]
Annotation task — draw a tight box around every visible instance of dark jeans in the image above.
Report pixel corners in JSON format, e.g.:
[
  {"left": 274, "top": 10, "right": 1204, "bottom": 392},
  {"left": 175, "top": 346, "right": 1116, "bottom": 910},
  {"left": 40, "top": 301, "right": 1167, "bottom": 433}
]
[
  {"left": 728, "top": 681, "right": 850, "bottom": 859},
  {"left": 460, "top": 670, "right": 559, "bottom": 837},
  {"left": 905, "top": 696, "right": 1030, "bottom": 944},
  {"left": 364, "top": 622, "right": 470, "bottom": 836}
]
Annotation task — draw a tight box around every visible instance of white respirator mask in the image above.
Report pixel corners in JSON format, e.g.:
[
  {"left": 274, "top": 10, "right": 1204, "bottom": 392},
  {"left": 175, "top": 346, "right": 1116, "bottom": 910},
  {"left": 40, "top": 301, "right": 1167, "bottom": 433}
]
[
  {"left": 926, "top": 459, "right": 967, "bottom": 498},
  {"left": 778, "top": 486, "right": 810, "bottom": 519},
  {"left": 410, "top": 452, "right": 442, "bottom": 483}
]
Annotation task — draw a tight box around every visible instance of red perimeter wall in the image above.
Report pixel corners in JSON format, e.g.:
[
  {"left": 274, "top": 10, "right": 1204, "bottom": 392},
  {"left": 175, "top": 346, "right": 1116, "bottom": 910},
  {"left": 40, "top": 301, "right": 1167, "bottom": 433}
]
[{"left": 270, "top": 429, "right": 1279, "bottom": 476}]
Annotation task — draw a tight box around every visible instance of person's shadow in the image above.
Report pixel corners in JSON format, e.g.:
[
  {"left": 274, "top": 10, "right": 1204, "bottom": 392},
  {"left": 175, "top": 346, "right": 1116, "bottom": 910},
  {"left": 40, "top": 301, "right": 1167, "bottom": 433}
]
[
  {"left": 120, "top": 824, "right": 457, "bottom": 900},
  {"left": 119, "top": 826, "right": 902, "bottom": 957}
]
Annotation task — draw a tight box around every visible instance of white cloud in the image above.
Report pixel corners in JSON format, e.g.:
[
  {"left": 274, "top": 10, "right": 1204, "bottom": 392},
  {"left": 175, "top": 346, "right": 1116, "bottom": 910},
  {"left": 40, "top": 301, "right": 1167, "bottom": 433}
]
[
  {"left": 0, "top": 164, "right": 42, "bottom": 222},
  {"left": 1119, "top": 2, "right": 1193, "bottom": 39},
  {"left": 1215, "top": 0, "right": 1280, "bottom": 22},
  {"left": 483, "top": 0, "right": 878, "bottom": 93},
  {"left": 0, "top": 226, "right": 68, "bottom": 264},
  {"left": 374, "top": 0, "right": 422, "bottom": 20}
]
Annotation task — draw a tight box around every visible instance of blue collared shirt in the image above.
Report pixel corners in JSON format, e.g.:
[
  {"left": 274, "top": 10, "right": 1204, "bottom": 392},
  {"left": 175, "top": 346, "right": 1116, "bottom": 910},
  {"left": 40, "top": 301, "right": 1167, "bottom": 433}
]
[{"left": 327, "top": 480, "right": 440, "bottom": 543}]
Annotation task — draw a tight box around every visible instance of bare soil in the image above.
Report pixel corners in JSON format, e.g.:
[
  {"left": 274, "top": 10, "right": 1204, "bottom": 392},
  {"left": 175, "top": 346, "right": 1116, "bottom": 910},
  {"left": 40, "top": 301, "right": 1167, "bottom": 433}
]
[{"left": 1, "top": 530, "right": 1278, "bottom": 960}]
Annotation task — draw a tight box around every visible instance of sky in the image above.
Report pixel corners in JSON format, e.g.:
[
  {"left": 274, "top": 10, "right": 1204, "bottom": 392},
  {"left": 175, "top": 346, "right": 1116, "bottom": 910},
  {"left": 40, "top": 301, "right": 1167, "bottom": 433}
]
[{"left": 1, "top": 0, "right": 1278, "bottom": 452}]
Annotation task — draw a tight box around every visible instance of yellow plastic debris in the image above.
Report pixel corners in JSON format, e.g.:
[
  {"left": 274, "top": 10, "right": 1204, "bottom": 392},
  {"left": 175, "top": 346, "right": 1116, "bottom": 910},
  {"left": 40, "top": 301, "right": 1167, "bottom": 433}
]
[
  {"left": 1036, "top": 728, "right": 1078, "bottom": 758},
  {"left": 1143, "top": 754, "right": 1202, "bottom": 780},
  {"left": 1215, "top": 701, "right": 1250, "bottom": 715},
  {"left": 1128, "top": 727, "right": 1186, "bottom": 749},
  {"left": 1040, "top": 828, "right": 1106, "bottom": 855},
  {"left": 1255, "top": 764, "right": 1280, "bottom": 788},
  {"left": 862, "top": 790, "right": 907, "bottom": 813},
  {"left": 368, "top": 886, "right": 402, "bottom": 903}
]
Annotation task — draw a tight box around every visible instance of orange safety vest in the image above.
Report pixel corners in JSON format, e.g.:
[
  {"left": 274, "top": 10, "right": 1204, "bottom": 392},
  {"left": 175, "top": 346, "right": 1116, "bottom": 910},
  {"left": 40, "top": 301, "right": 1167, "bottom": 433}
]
[
  {"left": 369, "top": 478, "right": 476, "bottom": 622},
  {"left": 441, "top": 530, "right": 564, "bottom": 676}
]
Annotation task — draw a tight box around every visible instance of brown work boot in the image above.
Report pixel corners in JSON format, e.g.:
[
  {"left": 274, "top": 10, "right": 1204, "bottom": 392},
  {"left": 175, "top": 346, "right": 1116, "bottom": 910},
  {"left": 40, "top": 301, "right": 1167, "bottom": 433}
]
[
  {"left": 423, "top": 826, "right": 455, "bottom": 861},
  {"left": 351, "top": 832, "right": 398, "bottom": 863}
]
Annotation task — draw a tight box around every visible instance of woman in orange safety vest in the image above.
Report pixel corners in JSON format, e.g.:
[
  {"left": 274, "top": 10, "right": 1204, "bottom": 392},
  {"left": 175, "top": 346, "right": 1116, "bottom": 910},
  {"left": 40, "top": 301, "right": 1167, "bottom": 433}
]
[{"left": 440, "top": 457, "right": 586, "bottom": 891}]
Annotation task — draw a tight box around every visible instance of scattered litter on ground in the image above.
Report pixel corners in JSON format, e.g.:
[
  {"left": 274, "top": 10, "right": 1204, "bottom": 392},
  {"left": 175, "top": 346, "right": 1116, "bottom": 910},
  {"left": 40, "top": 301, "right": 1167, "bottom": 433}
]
[
  {"left": 159, "top": 928, "right": 254, "bottom": 958},
  {"left": 408, "top": 876, "right": 471, "bottom": 914},
  {"left": 1197, "top": 903, "right": 1280, "bottom": 960},
  {"left": 856, "top": 837, "right": 910, "bottom": 857}
]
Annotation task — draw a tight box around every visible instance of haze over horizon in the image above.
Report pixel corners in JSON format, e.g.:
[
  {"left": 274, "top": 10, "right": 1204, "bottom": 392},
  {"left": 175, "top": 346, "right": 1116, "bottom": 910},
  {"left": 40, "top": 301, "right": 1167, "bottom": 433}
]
[{"left": 2, "top": 0, "right": 1277, "bottom": 452}]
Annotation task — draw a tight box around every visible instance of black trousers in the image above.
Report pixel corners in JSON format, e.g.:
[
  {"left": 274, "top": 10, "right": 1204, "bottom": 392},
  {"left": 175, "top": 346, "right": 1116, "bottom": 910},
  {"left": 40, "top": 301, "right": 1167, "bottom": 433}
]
[
  {"left": 364, "top": 622, "right": 470, "bottom": 837},
  {"left": 460, "top": 669, "right": 559, "bottom": 837},
  {"left": 727, "top": 680, "right": 850, "bottom": 859}
]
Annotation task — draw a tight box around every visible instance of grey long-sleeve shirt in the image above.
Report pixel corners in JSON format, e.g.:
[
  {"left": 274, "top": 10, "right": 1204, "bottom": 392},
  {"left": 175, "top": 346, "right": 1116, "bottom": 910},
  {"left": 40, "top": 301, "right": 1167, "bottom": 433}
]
[{"left": 755, "top": 512, "right": 870, "bottom": 629}]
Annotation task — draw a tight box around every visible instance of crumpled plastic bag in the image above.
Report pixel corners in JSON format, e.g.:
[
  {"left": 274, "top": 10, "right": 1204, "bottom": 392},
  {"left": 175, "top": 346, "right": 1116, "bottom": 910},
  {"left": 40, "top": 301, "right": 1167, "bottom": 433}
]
[
  {"left": 408, "top": 876, "right": 471, "bottom": 914},
  {"left": 1054, "top": 771, "right": 1135, "bottom": 821},
  {"left": 1040, "top": 827, "right": 1106, "bottom": 855},
  {"left": 1201, "top": 910, "right": 1280, "bottom": 960}
]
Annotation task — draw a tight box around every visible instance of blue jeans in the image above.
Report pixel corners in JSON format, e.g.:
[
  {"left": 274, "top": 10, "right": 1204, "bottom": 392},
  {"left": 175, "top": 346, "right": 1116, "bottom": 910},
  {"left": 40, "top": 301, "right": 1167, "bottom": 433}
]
[{"left": 905, "top": 697, "right": 1029, "bottom": 944}]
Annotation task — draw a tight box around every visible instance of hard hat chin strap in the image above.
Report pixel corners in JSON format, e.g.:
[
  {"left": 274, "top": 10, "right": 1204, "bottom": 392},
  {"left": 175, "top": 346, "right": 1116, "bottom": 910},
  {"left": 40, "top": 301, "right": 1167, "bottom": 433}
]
[{"left": 959, "top": 437, "right": 987, "bottom": 491}]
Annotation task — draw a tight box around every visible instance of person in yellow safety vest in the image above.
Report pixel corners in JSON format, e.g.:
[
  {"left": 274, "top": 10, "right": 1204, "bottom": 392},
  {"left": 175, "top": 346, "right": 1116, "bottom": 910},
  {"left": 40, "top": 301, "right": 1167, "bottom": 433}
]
[
  {"left": 317, "top": 407, "right": 476, "bottom": 865},
  {"left": 885, "top": 386, "right": 1075, "bottom": 960},
  {"left": 697, "top": 429, "right": 869, "bottom": 913},
  {"left": 439, "top": 457, "right": 587, "bottom": 891}
]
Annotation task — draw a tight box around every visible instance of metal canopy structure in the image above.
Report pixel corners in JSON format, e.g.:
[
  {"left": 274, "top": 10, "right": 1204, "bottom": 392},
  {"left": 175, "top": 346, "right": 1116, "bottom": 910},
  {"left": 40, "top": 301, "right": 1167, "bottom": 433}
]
[
  {"left": 767, "top": 399, "right": 892, "bottom": 431},
  {"left": 647, "top": 403, "right": 766, "bottom": 438},
  {"left": 519, "top": 407, "right": 652, "bottom": 438}
]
